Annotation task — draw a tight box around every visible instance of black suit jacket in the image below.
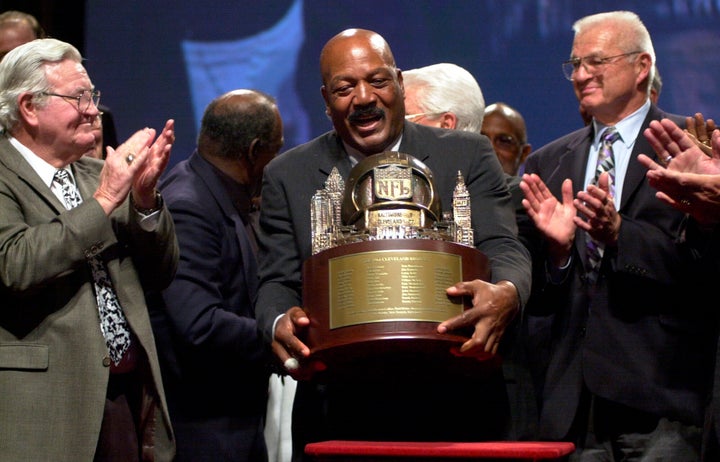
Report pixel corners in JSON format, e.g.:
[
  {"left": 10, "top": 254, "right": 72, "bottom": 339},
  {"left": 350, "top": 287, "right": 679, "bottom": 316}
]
[
  {"left": 255, "top": 122, "right": 532, "bottom": 457},
  {"left": 256, "top": 121, "right": 531, "bottom": 339},
  {"left": 149, "top": 152, "right": 270, "bottom": 461},
  {"left": 522, "top": 105, "right": 717, "bottom": 440}
]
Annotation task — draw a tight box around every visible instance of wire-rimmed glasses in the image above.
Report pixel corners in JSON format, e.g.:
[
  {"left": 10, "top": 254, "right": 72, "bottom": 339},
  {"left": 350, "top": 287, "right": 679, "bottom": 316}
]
[
  {"left": 562, "top": 51, "right": 642, "bottom": 81},
  {"left": 405, "top": 112, "right": 445, "bottom": 121},
  {"left": 40, "top": 89, "right": 101, "bottom": 112},
  {"left": 485, "top": 133, "right": 523, "bottom": 150}
]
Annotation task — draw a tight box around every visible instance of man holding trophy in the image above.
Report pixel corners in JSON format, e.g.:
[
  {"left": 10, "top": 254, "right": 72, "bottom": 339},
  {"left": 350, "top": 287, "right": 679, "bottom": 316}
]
[{"left": 255, "top": 28, "right": 532, "bottom": 460}]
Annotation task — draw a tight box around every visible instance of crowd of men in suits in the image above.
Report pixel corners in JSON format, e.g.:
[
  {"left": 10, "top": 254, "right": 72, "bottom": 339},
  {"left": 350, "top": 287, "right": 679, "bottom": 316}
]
[{"left": 1, "top": 7, "right": 719, "bottom": 462}]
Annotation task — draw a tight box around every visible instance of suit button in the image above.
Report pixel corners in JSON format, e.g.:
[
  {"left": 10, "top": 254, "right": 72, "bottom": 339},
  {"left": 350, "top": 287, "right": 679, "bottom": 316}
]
[{"left": 102, "top": 356, "right": 111, "bottom": 367}]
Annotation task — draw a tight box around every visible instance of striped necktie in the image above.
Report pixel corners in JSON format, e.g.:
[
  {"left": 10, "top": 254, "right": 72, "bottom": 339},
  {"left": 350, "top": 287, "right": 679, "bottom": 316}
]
[
  {"left": 53, "top": 169, "right": 131, "bottom": 364},
  {"left": 586, "top": 127, "right": 620, "bottom": 282}
]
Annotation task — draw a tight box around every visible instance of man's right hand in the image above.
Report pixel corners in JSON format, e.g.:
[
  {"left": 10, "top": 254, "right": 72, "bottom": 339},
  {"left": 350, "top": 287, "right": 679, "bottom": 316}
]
[{"left": 272, "top": 307, "right": 322, "bottom": 380}]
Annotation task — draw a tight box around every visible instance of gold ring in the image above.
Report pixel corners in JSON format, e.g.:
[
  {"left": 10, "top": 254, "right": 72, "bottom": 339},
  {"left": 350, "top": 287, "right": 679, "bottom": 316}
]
[
  {"left": 680, "top": 199, "right": 691, "bottom": 206},
  {"left": 702, "top": 140, "right": 712, "bottom": 147},
  {"left": 125, "top": 153, "right": 135, "bottom": 165}
]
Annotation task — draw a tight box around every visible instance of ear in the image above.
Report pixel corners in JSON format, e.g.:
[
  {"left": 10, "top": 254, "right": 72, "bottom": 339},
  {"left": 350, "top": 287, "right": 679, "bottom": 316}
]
[
  {"left": 439, "top": 112, "right": 457, "bottom": 130},
  {"left": 520, "top": 143, "right": 532, "bottom": 164},
  {"left": 320, "top": 85, "right": 333, "bottom": 120},
  {"left": 247, "top": 138, "right": 260, "bottom": 166},
  {"left": 636, "top": 53, "right": 652, "bottom": 89},
  {"left": 18, "top": 92, "right": 40, "bottom": 129}
]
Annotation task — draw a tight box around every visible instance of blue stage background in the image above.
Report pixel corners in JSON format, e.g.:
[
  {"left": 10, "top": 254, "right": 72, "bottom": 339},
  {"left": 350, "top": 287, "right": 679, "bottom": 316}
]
[{"left": 85, "top": 1, "right": 720, "bottom": 167}]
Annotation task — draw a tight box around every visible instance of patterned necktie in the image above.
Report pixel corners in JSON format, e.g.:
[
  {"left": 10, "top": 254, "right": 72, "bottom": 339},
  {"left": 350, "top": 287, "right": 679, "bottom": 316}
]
[
  {"left": 53, "top": 169, "right": 131, "bottom": 364},
  {"left": 586, "top": 127, "right": 620, "bottom": 282}
]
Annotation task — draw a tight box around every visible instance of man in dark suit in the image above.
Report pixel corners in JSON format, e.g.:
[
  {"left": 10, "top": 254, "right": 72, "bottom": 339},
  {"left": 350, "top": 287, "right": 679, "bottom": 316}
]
[
  {"left": 519, "top": 11, "right": 716, "bottom": 459},
  {"left": 255, "top": 28, "right": 532, "bottom": 461},
  {"left": 0, "top": 38, "right": 177, "bottom": 461},
  {"left": 149, "top": 89, "right": 283, "bottom": 461}
]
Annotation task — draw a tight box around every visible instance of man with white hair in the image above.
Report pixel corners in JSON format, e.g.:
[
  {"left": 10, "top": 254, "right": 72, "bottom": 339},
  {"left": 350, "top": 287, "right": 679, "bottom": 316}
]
[
  {"left": 520, "top": 11, "right": 711, "bottom": 459},
  {"left": 403, "top": 62, "right": 485, "bottom": 132}
]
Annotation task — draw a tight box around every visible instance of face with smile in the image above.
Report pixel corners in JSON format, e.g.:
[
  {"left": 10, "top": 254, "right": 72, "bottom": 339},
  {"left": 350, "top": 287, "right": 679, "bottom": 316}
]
[
  {"left": 320, "top": 29, "right": 405, "bottom": 155},
  {"left": 33, "top": 59, "right": 101, "bottom": 164},
  {"left": 570, "top": 23, "right": 650, "bottom": 125}
]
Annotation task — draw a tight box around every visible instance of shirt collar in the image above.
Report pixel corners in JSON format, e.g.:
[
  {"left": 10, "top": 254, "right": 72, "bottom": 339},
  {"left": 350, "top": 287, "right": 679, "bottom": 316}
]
[
  {"left": 8, "top": 136, "right": 73, "bottom": 187},
  {"left": 342, "top": 132, "right": 403, "bottom": 166},
  {"left": 591, "top": 99, "right": 651, "bottom": 149}
]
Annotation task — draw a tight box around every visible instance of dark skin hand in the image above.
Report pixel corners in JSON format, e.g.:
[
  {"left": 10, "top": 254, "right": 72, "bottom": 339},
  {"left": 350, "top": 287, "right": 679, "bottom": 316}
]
[{"left": 685, "top": 112, "right": 717, "bottom": 157}]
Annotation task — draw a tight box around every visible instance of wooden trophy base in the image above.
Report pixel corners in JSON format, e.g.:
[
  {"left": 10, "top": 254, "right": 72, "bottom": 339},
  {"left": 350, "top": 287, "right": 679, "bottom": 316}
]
[{"left": 302, "top": 239, "right": 499, "bottom": 381}]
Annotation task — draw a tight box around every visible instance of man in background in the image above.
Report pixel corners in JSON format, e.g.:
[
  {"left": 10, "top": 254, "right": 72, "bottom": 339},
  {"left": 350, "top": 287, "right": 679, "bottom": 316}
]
[
  {"left": 150, "top": 89, "right": 283, "bottom": 461},
  {"left": 403, "top": 62, "right": 537, "bottom": 440},
  {"left": 402, "top": 62, "right": 485, "bottom": 132},
  {"left": 0, "top": 9, "right": 118, "bottom": 155},
  {"left": 520, "top": 11, "right": 713, "bottom": 459},
  {"left": 482, "top": 102, "right": 532, "bottom": 176}
]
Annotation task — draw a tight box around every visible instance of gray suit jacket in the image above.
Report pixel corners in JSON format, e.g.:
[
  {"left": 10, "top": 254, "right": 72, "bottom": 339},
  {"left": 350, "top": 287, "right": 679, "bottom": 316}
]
[{"left": 0, "top": 136, "right": 178, "bottom": 461}]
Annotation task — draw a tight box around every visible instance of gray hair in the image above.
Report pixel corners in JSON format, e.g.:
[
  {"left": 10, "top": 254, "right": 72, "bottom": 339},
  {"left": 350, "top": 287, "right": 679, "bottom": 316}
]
[
  {"left": 573, "top": 11, "right": 656, "bottom": 96},
  {"left": 403, "top": 63, "right": 485, "bottom": 133},
  {"left": 0, "top": 38, "right": 82, "bottom": 132}
]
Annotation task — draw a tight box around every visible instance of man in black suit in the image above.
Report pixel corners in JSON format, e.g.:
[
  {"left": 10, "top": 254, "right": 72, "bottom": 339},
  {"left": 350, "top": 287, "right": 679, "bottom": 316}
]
[
  {"left": 520, "top": 11, "right": 715, "bottom": 459},
  {"left": 255, "top": 28, "right": 532, "bottom": 460},
  {"left": 149, "top": 89, "right": 283, "bottom": 461}
]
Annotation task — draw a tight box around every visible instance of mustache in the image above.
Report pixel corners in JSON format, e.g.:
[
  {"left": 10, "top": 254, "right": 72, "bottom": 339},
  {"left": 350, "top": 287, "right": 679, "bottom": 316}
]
[{"left": 348, "top": 107, "right": 385, "bottom": 123}]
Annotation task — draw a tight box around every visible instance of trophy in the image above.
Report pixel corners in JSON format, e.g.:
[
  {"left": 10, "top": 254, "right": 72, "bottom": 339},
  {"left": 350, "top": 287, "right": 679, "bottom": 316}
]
[{"left": 302, "top": 151, "right": 491, "bottom": 379}]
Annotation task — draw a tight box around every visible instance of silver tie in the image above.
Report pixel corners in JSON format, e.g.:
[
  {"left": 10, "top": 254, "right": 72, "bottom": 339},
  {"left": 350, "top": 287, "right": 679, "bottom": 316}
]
[
  {"left": 53, "top": 169, "right": 131, "bottom": 364},
  {"left": 586, "top": 127, "right": 620, "bottom": 282}
]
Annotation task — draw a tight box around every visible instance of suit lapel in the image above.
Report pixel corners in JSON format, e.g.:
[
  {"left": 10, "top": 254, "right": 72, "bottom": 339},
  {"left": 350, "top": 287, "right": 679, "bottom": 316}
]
[
  {"left": 618, "top": 106, "right": 663, "bottom": 211},
  {"left": 554, "top": 128, "right": 594, "bottom": 269},
  {"left": 0, "top": 137, "right": 67, "bottom": 214},
  {"left": 317, "top": 133, "right": 354, "bottom": 180},
  {"left": 399, "top": 122, "right": 430, "bottom": 163}
]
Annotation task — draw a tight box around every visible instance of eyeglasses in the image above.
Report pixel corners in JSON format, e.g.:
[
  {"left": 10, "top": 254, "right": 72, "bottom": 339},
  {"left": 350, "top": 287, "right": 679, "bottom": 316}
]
[
  {"left": 562, "top": 51, "right": 642, "bottom": 81},
  {"left": 405, "top": 112, "right": 444, "bottom": 121},
  {"left": 40, "top": 89, "right": 101, "bottom": 112},
  {"left": 484, "top": 133, "right": 523, "bottom": 150}
]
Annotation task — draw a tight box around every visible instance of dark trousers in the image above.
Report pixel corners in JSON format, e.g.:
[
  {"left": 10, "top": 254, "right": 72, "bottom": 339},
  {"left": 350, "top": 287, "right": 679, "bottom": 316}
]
[
  {"left": 569, "top": 390, "right": 702, "bottom": 461},
  {"left": 94, "top": 371, "right": 143, "bottom": 462}
]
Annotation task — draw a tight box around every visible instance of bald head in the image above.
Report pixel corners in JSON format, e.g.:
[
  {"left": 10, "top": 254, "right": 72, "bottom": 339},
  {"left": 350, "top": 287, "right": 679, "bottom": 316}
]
[
  {"left": 484, "top": 103, "right": 527, "bottom": 137},
  {"left": 198, "top": 89, "right": 283, "bottom": 161},
  {"left": 319, "top": 28, "right": 405, "bottom": 155},
  {"left": 320, "top": 28, "right": 396, "bottom": 85},
  {"left": 481, "top": 102, "right": 531, "bottom": 176}
]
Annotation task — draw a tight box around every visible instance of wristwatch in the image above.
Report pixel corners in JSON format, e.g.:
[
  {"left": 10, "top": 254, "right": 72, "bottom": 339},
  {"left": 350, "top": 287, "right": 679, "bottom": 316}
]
[{"left": 130, "top": 191, "right": 163, "bottom": 215}]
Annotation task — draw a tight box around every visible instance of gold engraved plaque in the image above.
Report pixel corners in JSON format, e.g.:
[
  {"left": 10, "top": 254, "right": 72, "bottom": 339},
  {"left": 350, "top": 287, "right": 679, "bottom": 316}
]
[{"left": 328, "top": 249, "right": 462, "bottom": 329}]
